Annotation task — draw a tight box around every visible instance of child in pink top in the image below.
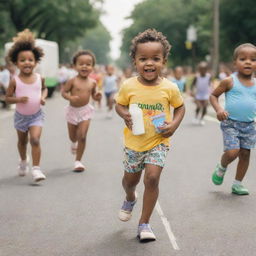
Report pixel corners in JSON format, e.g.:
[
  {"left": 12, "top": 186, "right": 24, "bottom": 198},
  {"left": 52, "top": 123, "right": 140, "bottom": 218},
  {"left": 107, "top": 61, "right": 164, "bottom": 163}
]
[{"left": 5, "top": 29, "right": 48, "bottom": 182}]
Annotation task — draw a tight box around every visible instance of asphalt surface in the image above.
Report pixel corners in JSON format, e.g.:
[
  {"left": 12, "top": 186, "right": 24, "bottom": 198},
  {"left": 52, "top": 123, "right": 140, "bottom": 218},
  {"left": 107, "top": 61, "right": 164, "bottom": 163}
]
[{"left": 0, "top": 93, "right": 256, "bottom": 256}]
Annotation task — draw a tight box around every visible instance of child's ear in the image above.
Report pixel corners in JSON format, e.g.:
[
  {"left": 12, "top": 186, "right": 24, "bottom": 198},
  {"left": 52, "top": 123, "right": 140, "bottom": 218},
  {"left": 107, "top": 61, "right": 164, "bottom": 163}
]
[{"left": 163, "top": 58, "right": 167, "bottom": 65}]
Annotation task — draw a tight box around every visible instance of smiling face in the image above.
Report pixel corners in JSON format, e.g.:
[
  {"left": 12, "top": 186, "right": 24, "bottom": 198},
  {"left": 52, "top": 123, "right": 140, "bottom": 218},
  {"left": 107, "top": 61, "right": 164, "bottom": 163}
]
[
  {"left": 16, "top": 50, "right": 36, "bottom": 75},
  {"left": 134, "top": 42, "right": 166, "bottom": 85},
  {"left": 74, "top": 54, "right": 94, "bottom": 78},
  {"left": 234, "top": 46, "right": 256, "bottom": 77}
]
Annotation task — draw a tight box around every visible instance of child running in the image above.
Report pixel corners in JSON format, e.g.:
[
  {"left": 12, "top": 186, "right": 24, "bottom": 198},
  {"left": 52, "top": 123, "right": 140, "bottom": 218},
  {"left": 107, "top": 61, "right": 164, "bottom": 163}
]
[
  {"left": 5, "top": 29, "right": 48, "bottom": 182},
  {"left": 62, "top": 50, "right": 101, "bottom": 172},
  {"left": 191, "top": 61, "right": 212, "bottom": 125},
  {"left": 210, "top": 43, "right": 256, "bottom": 195},
  {"left": 115, "top": 29, "right": 185, "bottom": 242},
  {"left": 103, "top": 65, "right": 118, "bottom": 118},
  {"left": 171, "top": 66, "right": 186, "bottom": 93}
]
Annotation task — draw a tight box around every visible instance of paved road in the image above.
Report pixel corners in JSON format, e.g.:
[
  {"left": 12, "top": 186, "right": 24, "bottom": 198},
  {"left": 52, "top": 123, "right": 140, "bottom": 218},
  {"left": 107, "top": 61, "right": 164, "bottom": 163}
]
[{"left": 0, "top": 94, "right": 255, "bottom": 256}]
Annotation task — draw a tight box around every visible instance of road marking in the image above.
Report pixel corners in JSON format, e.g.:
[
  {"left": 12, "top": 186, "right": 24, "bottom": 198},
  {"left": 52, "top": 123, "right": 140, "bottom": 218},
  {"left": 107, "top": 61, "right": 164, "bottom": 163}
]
[
  {"left": 155, "top": 200, "right": 180, "bottom": 250},
  {"left": 205, "top": 115, "right": 219, "bottom": 123}
]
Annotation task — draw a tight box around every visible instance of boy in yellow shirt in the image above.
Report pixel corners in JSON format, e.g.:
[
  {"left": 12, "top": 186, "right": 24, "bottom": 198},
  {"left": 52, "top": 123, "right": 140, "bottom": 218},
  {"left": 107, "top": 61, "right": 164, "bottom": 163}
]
[{"left": 115, "top": 29, "right": 185, "bottom": 242}]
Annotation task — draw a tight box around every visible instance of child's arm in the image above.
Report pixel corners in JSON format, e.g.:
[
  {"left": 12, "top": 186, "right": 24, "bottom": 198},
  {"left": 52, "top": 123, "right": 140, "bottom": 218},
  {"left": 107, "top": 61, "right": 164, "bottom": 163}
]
[
  {"left": 41, "top": 77, "right": 48, "bottom": 105},
  {"left": 189, "top": 76, "right": 197, "bottom": 97},
  {"left": 209, "top": 77, "right": 232, "bottom": 121},
  {"left": 115, "top": 103, "right": 132, "bottom": 130},
  {"left": 91, "top": 80, "right": 102, "bottom": 102},
  {"left": 5, "top": 79, "right": 28, "bottom": 104},
  {"left": 160, "top": 104, "right": 185, "bottom": 138},
  {"left": 61, "top": 78, "right": 79, "bottom": 103}
]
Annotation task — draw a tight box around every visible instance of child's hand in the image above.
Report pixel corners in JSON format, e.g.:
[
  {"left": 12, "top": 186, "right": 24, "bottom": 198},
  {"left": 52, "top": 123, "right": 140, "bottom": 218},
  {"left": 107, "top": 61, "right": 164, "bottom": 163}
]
[
  {"left": 216, "top": 109, "right": 229, "bottom": 121},
  {"left": 69, "top": 95, "right": 79, "bottom": 104},
  {"left": 41, "top": 97, "right": 46, "bottom": 105},
  {"left": 19, "top": 96, "right": 29, "bottom": 103},
  {"left": 122, "top": 111, "right": 133, "bottom": 130},
  {"left": 158, "top": 121, "right": 176, "bottom": 138},
  {"left": 94, "top": 92, "right": 102, "bottom": 102}
]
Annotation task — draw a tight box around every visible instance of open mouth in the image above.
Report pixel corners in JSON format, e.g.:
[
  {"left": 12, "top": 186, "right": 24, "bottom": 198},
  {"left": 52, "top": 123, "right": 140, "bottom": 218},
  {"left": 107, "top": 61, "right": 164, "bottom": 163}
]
[{"left": 144, "top": 69, "right": 155, "bottom": 73}]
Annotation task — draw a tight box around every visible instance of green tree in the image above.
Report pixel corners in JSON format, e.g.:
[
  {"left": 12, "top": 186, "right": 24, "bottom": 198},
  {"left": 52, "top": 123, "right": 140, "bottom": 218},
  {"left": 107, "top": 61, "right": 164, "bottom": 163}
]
[
  {"left": 80, "top": 22, "right": 111, "bottom": 65},
  {"left": 219, "top": 0, "right": 256, "bottom": 62},
  {"left": 119, "top": 0, "right": 211, "bottom": 67},
  {"left": 0, "top": 0, "right": 99, "bottom": 61}
]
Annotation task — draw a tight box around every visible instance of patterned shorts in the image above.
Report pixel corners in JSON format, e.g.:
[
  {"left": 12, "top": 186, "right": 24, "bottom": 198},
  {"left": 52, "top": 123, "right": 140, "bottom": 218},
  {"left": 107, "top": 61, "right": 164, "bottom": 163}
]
[
  {"left": 123, "top": 144, "right": 169, "bottom": 173},
  {"left": 14, "top": 110, "right": 44, "bottom": 132},
  {"left": 221, "top": 119, "right": 256, "bottom": 151},
  {"left": 65, "top": 104, "right": 94, "bottom": 125}
]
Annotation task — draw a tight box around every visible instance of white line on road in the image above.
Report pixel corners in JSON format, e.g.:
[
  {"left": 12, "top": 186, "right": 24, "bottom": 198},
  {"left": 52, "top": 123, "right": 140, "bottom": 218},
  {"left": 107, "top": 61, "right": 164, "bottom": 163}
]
[{"left": 155, "top": 200, "right": 180, "bottom": 250}]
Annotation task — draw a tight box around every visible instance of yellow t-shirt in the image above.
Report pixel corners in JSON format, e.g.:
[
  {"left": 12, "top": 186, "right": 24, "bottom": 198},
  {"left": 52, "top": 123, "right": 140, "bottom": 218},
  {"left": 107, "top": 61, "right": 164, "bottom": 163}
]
[{"left": 116, "top": 77, "right": 184, "bottom": 152}]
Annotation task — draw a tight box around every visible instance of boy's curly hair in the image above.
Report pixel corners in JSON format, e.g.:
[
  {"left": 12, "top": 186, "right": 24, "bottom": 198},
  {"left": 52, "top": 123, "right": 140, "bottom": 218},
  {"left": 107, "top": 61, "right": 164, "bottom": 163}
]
[
  {"left": 130, "top": 28, "right": 171, "bottom": 60},
  {"left": 8, "top": 29, "right": 44, "bottom": 64},
  {"left": 72, "top": 50, "right": 96, "bottom": 66}
]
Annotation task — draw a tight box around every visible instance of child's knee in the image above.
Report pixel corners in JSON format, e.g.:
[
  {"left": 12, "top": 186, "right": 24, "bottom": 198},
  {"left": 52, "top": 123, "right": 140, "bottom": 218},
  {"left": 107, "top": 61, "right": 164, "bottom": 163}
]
[
  {"left": 77, "top": 134, "right": 87, "bottom": 142},
  {"left": 239, "top": 149, "right": 250, "bottom": 160},
  {"left": 144, "top": 174, "right": 159, "bottom": 189},
  {"left": 224, "top": 149, "right": 239, "bottom": 161},
  {"left": 30, "top": 137, "right": 40, "bottom": 147}
]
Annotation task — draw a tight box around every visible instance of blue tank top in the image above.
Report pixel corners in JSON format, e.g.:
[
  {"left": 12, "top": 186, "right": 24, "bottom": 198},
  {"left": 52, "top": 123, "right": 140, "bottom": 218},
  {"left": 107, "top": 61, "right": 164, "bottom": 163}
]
[{"left": 225, "top": 73, "right": 256, "bottom": 122}]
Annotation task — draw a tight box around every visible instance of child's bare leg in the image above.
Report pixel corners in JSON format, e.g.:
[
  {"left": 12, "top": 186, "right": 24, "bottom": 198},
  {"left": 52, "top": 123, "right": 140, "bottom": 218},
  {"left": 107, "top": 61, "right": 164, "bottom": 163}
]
[
  {"left": 75, "top": 120, "right": 90, "bottom": 161},
  {"left": 221, "top": 148, "right": 240, "bottom": 168},
  {"left": 29, "top": 126, "right": 42, "bottom": 166},
  {"left": 235, "top": 148, "right": 250, "bottom": 181},
  {"left": 17, "top": 130, "right": 28, "bottom": 160},
  {"left": 122, "top": 171, "right": 142, "bottom": 201},
  {"left": 67, "top": 123, "right": 77, "bottom": 143},
  {"left": 108, "top": 93, "right": 115, "bottom": 111},
  {"left": 139, "top": 164, "right": 162, "bottom": 224},
  {"left": 195, "top": 100, "right": 201, "bottom": 118},
  {"left": 201, "top": 100, "right": 208, "bottom": 119}
]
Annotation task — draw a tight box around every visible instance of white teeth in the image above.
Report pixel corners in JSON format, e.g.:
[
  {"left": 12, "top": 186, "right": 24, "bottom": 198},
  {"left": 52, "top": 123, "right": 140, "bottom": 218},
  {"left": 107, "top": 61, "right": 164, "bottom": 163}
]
[{"left": 145, "top": 69, "right": 154, "bottom": 72}]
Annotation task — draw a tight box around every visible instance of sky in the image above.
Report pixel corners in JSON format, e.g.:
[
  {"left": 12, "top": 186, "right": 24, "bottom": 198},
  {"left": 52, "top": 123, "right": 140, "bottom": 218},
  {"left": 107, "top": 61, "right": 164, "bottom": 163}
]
[{"left": 100, "top": 0, "right": 142, "bottom": 60}]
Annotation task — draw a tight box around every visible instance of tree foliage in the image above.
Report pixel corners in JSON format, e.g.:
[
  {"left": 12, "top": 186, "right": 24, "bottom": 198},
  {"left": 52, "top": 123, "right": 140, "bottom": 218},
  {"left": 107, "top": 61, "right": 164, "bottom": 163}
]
[
  {"left": 62, "top": 22, "right": 111, "bottom": 65},
  {"left": 0, "top": 0, "right": 99, "bottom": 61},
  {"left": 119, "top": 0, "right": 256, "bottom": 67}
]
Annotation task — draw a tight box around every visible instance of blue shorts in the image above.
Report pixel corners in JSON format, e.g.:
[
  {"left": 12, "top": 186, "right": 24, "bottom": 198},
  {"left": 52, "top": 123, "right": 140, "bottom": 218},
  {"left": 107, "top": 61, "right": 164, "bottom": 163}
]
[
  {"left": 14, "top": 110, "right": 44, "bottom": 132},
  {"left": 123, "top": 144, "right": 169, "bottom": 173},
  {"left": 221, "top": 119, "right": 256, "bottom": 151},
  {"left": 105, "top": 91, "right": 116, "bottom": 99}
]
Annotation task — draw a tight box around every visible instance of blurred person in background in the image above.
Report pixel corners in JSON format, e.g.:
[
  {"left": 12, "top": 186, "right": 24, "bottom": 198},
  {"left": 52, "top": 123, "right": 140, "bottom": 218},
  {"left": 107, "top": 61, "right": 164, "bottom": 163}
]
[
  {"left": 190, "top": 61, "right": 212, "bottom": 125},
  {"left": 103, "top": 64, "right": 119, "bottom": 118}
]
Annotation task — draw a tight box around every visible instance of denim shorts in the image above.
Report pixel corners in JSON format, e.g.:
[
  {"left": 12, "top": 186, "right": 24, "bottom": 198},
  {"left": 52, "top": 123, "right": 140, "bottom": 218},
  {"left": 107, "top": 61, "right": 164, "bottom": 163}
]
[
  {"left": 123, "top": 144, "right": 169, "bottom": 173},
  {"left": 221, "top": 119, "right": 256, "bottom": 151},
  {"left": 14, "top": 109, "right": 44, "bottom": 132}
]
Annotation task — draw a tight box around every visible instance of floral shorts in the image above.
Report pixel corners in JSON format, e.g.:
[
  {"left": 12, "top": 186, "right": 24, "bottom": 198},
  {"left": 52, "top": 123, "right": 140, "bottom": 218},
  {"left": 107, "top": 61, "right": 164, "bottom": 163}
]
[
  {"left": 123, "top": 144, "right": 169, "bottom": 173},
  {"left": 221, "top": 119, "right": 256, "bottom": 151}
]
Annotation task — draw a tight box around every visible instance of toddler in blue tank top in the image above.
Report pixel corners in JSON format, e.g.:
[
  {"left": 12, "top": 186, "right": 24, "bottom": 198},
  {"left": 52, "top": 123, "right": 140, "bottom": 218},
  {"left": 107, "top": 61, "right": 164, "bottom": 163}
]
[{"left": 210, "top": 43, "right": 256, "bottom": 195}]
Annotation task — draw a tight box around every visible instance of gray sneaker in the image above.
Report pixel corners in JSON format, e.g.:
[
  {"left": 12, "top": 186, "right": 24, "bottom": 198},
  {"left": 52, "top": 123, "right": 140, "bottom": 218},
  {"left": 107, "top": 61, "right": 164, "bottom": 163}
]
[
  {"left": 137, "top": 223, "right": 156, "bottom": 242},
  {"left": 118, "top": 192, "right": 138, "bottom": 222}
]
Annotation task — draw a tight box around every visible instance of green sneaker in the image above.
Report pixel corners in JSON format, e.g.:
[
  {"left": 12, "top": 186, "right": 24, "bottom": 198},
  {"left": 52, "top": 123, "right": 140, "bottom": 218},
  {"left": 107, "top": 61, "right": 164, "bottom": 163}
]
[
  {"left": 212, "top": 164, "right": 226, "bottom": 185},
  {"left": 232, "top": 184, "right": 249, "bottom": 195}
]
